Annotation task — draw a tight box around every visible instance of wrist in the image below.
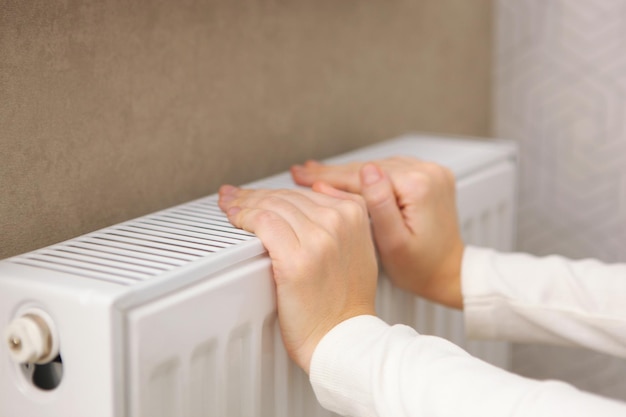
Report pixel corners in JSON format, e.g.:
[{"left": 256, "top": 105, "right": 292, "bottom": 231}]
[
  {"left": 421, "top": 242, "right": 464, "bottom": 309},
  {"left": 297, "top": 307, "right": 377, "bottom": 374}
]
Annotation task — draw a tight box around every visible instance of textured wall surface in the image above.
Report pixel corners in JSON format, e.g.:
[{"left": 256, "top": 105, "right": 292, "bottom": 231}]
[
  {"left": 1, "top": 0, "right": 492, "bottom": 259},
  {"left": 495, "top": 0, "right": 626, "bottom": 262},
  {"left": 494, "top": 0, "right": 626, "bottom": 400}
]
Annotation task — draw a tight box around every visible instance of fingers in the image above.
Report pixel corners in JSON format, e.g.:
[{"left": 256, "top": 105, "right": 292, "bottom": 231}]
[
  {"left": 358, "top": 163, "right": 409, "bottom": 253},
  {"left": 219, "top": 185, "right": 302, "bottom": 252},
  {"left": 291, "top": 158, "right": 434, "bottom": 255},
  {"left": 290, "top": 157, "right": 430, "bottom": 193},
  {"left": 311, "top": 181, "right": 366, "bottom": 206},
  {"left": 218, "top": 184, "right": 367, "bottom": 247},
  {"left": 291, "top": 160, "right": 363, "bottom": 193}
]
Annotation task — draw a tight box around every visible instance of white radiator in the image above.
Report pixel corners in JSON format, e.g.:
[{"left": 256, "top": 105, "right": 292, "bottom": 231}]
[{"left": 0, "top": 134, "right": 517, "bottom": 417}]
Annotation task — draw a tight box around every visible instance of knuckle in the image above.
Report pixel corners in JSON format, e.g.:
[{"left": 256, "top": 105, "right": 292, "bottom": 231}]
[
  {"left": 274, "top": 189, "right": 292, "bottom": 197},
  {"left": 424, "top": 162, "right": 453, "bottom": 181},
  {"left": 253, "top": 209, "right": 278, "bottom": 227},
  {"left": 406, "top": 170, "right": 432, "bottom": 188},
  {"left": 309, "top": 227, "right": 336, "bottom": 253},
  {"left": 257, "top": 194, "right": 285, "bottom": 209},
  {"left": 339, "top": 199, "right": 367, "bottom": 221},
  {"left": 323, "top": 206, "right": 345, "bottom": 229},
  {"left": 405, "top": 171, "right": 433, "bottom": 200},
  {"left": 422, "top": 161, "right": 442, "bottom": 174}
]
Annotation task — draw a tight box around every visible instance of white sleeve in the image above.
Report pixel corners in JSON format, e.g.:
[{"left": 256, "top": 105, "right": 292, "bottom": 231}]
[
  {"left": 462, "top": 246, "right": 626, "bottom": 357},
  {"left": 309, "top": 315, "right": 626, "bottom": 417}
]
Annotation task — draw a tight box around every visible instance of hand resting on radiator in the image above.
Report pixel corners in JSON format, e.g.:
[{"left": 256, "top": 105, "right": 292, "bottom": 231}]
[
  {"left": 218, "top": 184, "right": 378, "bottom": 374},
  {"left": 219, "top": 162, "right": 626, "bottom": 417},
  {"left": 291, "top": 157, "right": 465, "bottom": 309}
]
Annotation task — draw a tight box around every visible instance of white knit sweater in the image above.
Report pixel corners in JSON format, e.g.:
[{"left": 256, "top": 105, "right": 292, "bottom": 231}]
[{"left": 309, "top": 246, "right": 626, "bottom": 417}]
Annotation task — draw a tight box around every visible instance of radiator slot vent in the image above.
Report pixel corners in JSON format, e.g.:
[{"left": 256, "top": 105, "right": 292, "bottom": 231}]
[{"left": 10, "top": 197, "right": 255, "bottom": 286}]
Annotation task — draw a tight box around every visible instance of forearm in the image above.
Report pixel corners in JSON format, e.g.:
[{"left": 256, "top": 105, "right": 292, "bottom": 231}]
[
  {"left": 310, "top": 315, "right": 626, "bottom": 417},
  {"left": 462, "top": 246, "right": 626, "bottom": 357}
]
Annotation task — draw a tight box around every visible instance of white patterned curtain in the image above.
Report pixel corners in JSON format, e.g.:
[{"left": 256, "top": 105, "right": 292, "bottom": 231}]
[
  {"left": 494, "top": 0, "right": 626, "bottom": 400},
  {"left": 494, "top": 0, "right": 626, "bottom": 262}
]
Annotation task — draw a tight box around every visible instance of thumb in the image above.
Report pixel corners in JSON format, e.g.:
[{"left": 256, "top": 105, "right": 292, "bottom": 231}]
[{"left": 360, "top": 163, "right": 409, "bottom": 251}]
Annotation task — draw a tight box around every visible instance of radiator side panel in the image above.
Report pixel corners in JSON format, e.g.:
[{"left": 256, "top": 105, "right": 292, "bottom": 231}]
[
  {"left": 126, "top": 161, "right": 517, "bottom": 417},
  {"left": 0, "top": 264, "right": 122, "bottom": 417},
  {"left": 126, "top": 256, "right": 336, "bottom": 417}
]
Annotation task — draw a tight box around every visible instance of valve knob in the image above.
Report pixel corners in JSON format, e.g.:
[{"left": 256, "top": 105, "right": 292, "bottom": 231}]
[{"left": 4, "top": 313, "right": 59, "bottom": 364}]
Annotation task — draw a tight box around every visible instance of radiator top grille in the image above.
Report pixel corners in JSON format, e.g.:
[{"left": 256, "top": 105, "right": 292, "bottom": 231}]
[
  {"left": 7, "top": 135, "right": 515, "bottom": 286},
  {"left": 10, "top": 197, "right": 258, "bottom": 286},
  {"left": 9, "top": 169, "right": 301, "bottom": 286}
]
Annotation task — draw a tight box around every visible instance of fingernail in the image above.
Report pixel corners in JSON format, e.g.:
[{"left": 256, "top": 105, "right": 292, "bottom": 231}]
[
  {"left": 227, "top": 206, "right": 241, "bottom": 217},
  {"left": 361, "top": 164, "right": 381, "bottom": 185},
  {"left": 220, "top": 184, "right": 238, "bottom": 194},
  {"left": 220, "top": 193, "right": 235, "bottom": 204}
]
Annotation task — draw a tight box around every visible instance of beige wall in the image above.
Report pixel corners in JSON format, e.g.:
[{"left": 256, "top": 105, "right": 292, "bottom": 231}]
[{"left": 0, "top": 0, "right": 492, "bottom": 259}]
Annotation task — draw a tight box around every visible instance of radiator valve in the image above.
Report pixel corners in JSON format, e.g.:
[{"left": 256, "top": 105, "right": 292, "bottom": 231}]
[{"left": 4, "top": 311, "right": 59, "bottom": 364}]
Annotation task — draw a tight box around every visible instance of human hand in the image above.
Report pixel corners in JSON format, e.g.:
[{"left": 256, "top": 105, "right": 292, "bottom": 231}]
[
  {"left": 291, "top": 157, "right": 465, "bottom": 309},
  {"left": 218, "top": 184, "right": 378, "bottom": 373}
]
